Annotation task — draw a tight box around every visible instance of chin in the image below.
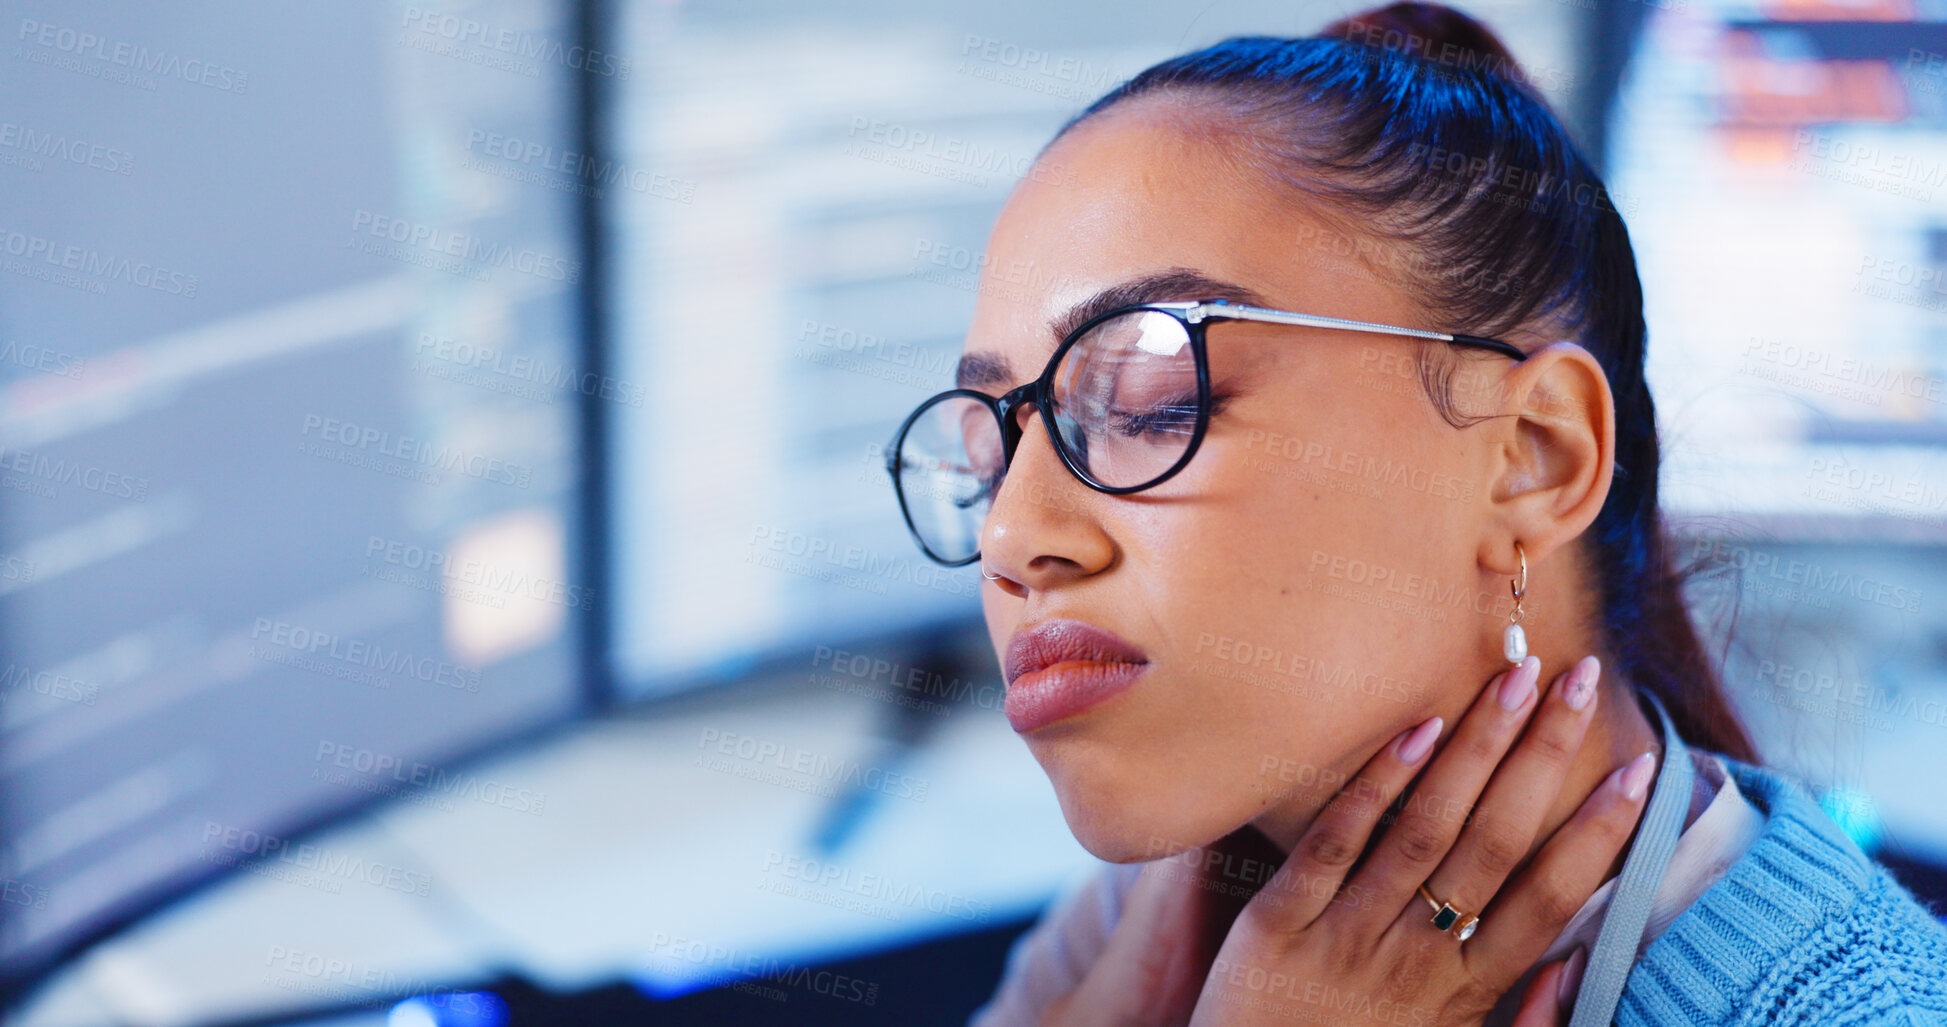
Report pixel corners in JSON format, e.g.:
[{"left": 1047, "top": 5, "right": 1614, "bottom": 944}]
[{"left": 1033, "top": 740, "right": 1242, "bottom": 864}]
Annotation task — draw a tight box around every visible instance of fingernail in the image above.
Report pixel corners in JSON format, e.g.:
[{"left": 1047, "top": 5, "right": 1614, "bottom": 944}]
[
  {"left": 1616, "top": 750, "right": 1657, "bottom": 801},
  {"left": 1393, "top": 715, "right": 1443, "bottom": 764},
  {"left": 1498, "top": 655, "right": 1539, "bottom": 711},
  {"left": 1563, "top": 655, "right": 1600, "bottom": 712},
  {"left": 1558, "top": 945, "right": 1588, "bottom": 1006}
]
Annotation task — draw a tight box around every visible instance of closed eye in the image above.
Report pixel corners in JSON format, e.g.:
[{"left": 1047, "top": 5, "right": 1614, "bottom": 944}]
[{"left": 1105, "top": 393, "right": 1230, "bottom": 438}]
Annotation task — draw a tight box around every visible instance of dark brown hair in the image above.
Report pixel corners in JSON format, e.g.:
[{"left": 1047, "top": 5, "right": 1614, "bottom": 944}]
[{"left": 1055, "top": 2, "right": 1758, "bottom": 760}]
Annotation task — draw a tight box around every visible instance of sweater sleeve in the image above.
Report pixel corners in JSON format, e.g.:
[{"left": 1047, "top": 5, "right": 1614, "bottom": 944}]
[
  {"left": 1839, "top": 868, "right": 1947, "bottom": 1027},
  {"left": 966, "top": 861, "right": 1143, "bottom": 1027},
  {"left": 1619, "top": 758, "right": 1947, "bottom": 1027}
]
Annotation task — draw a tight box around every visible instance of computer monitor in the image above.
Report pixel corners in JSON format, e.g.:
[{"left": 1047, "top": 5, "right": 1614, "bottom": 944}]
[{"left": 0, "top": 0, "right": 589, "bottom": 993}]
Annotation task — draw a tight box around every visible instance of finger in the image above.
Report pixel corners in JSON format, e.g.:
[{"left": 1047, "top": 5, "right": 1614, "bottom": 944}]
[
  {"left": 1067, "top": 827, "right": 1280, "bottom": 1025},
  {"left": 1178, "top": 823, "right": 1289, "bottom": 929},
  {"left": 1415, "top": 655, "right": 1602, "bottom": 934},
  {"left": 1462, "top": 750, "right": 1656, "bottom": 981},
  {"left": 1338, "top": 655, "right": 1544, "bottom": 920},
  {"left": 1509, "top": 962, "right": 1562, "bottom": 1027},
  {"left": 1510, "top": 951, "right": 1581, "bottom": 1027},
  {"left": 1249, "top": 713, "right": 1444, "bottom": 932}
]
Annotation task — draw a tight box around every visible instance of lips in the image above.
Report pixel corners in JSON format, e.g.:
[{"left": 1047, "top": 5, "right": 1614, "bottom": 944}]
[{"left": 1003, "top": 619, "right": 1149, "bottom": 732}]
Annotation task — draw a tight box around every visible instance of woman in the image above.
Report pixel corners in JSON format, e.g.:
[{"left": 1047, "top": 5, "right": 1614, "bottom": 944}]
[{"left": 882, "top": 4, "right": 1947, "bottom": 1024}]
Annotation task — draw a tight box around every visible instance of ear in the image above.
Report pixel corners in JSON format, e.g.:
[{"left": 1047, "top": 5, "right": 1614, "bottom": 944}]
[{"left": 1477, "top": 341, "right": 1616, "bottom": 573}]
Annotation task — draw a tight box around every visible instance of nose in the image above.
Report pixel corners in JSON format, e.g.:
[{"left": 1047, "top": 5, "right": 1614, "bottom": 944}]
[{"left": 979, "top": 405, "right": 1116, "bottom": 596}]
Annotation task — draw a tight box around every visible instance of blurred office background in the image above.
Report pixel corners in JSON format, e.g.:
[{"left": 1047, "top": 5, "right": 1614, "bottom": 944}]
[{"left": 1, "top": 0, "right": 1943, "bottom": 1024}]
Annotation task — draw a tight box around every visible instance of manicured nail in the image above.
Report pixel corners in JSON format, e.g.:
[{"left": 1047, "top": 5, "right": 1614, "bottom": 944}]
[
  {"left": 1558, "top": 945, "right": 1588, "bottom": 1005},
  {"left": 1498, "top": 655, "right": 1539, "bottom": 711},
  {"left": 1563, "top": 655, "right": 1600, "bottom": 712},
  {"left": 1617, "top": 750, "right": 1657, "bottom": 801},
  {"left": 1394, "top": 716, "right": 1443, "bottom": 764}
]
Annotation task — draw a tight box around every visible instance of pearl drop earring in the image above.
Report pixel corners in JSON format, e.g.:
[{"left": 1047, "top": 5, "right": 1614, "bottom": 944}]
[{"left": 1503, "top": 541, "right": 1529, "bottom": 665}]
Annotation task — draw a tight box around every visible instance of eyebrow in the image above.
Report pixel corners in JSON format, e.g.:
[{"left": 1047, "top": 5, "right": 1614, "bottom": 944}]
[{"left": 954, "top": 268, "right": 1272, "bottom": 391}]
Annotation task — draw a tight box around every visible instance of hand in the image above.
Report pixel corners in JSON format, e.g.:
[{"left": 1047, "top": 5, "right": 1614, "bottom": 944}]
[
  {"left": 1041, "top": 824, "right": 1286, "bottom": 1027},
  {"left": 1186, "top": 655, "right": 1655, "bottom": 1027},
  {"left": 1508, "top": 947, "right": 1588, "bottom": 1027}
]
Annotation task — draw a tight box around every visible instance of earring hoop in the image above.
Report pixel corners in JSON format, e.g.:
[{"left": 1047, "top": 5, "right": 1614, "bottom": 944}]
[{"left": 1504, "top": 541, "right": 1528, "bottom": 665}]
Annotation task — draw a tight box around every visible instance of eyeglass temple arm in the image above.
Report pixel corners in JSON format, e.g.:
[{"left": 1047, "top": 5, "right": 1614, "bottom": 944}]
[{"left": 1183, "top": 300, "right": 1527, "bottom": 361}]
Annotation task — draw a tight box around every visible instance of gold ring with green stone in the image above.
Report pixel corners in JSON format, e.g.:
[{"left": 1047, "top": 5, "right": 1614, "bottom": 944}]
[{"left": 1417, "top": 884, "right": 1480, "bottom": 942}]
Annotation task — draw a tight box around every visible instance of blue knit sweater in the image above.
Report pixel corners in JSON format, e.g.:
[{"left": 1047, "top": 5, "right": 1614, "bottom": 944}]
[{"left": 1618, "top": 755, "right": 1947, "bottom": 1026}]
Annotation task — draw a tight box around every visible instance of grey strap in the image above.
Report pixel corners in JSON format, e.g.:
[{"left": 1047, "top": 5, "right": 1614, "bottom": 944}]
[{"left": 1565, "top": 689, "right": 1692, "bottom": 1027}]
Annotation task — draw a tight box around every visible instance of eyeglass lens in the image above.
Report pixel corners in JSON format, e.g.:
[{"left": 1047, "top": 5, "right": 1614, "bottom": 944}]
[{"left": 893, "top": 308, "right": 1199, "bottom": 564}]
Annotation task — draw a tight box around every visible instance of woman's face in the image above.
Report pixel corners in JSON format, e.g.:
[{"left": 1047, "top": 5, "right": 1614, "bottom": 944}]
[{"left": 970, "top": 99, "right": 1520, "bottom": 861}]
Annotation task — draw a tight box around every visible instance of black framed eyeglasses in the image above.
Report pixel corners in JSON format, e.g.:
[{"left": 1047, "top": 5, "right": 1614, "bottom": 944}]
[{"left": 885, "top": 298, "right": 1527, "bottom": 567}]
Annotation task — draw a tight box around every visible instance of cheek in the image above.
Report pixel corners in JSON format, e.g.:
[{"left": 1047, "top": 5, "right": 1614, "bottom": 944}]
[
  {"left": 1158, "top": 423, "right": 1470, "bottom": 661},
  {"left": 1079, "top": 394, "right": 1478, "bottom": 819},
  {"left": 983, "top": 379, "right": 1485, "bottom": 858},
  {"left": 1190, "top": 380, "right": 1482, "bottom": 636}
]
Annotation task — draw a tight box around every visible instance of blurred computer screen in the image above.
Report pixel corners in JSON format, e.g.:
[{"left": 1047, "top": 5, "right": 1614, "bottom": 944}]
[
  {"left": 0, "top": 0, "right": 587, "bottom": 989},
  {"left": 1609, "top": 0, "right": 1947, "bottom": 861}
]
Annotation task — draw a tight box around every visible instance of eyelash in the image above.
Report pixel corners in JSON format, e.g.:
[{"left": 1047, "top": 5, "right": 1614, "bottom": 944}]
[{"left": 1106, "top": 392, "right": 1233, "bottom": 438}]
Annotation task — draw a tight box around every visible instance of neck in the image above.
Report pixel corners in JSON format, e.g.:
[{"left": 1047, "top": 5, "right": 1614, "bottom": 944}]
[{"left": 1250, "top": 650, "right": 1665, "bottom": 885}]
